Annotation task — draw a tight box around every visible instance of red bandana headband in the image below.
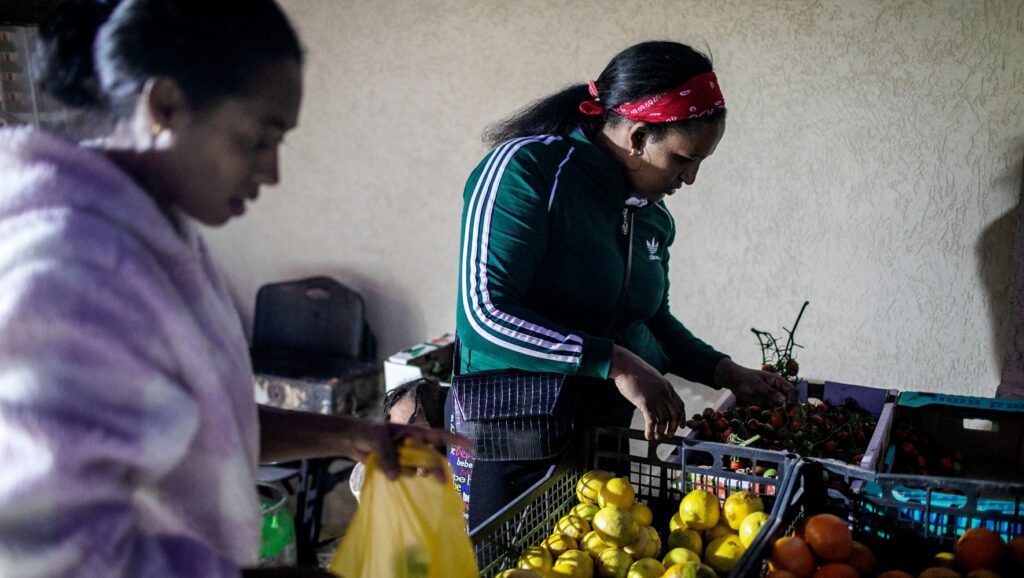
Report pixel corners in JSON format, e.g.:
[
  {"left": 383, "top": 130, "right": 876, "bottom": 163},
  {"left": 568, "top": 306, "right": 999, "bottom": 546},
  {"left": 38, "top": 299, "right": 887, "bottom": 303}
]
[{"left": 578, "top": 71, "right": 725, "bottom": 122}]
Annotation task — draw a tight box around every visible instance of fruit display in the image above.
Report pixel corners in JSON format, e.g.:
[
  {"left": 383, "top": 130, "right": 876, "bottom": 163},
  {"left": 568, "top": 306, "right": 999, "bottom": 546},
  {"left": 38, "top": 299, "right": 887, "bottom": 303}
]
[
  {"left": 686, "top": 399, "right": 879, "bottom": 465},
  {"left": 886, "top": 418, "right": 964, "bottom": 477},
  {"left": 762, "top": 514, "right": 1024, "bottom": 578},
  {"left": 492, "top": 469, "right": 774, "bottom": 578}
]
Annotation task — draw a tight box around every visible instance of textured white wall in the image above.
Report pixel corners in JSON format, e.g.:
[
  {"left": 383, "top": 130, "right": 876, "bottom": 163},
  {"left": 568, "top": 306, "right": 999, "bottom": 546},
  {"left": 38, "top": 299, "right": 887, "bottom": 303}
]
[{"left": 203, "top": 0, "right": 1024, "bottom": 396}]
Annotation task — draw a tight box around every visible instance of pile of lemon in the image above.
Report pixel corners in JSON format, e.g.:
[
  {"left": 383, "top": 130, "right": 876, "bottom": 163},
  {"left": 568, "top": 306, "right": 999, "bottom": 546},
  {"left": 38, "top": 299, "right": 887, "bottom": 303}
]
[{"left": 494, "top": 470, "right": 771, "bottom": 578}]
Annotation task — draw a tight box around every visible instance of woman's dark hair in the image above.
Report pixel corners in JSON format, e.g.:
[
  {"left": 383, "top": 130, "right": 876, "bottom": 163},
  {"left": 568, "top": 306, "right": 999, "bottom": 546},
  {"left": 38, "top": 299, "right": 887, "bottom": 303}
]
[
  {"left": 36, "top": 0, "right": 303, "bottom": 117},
  {"left": 483, "top": 41, "right": 723, "bottom": 148},
  {"left": 382, "top": 378, "right": 448, "bottom": 428}
]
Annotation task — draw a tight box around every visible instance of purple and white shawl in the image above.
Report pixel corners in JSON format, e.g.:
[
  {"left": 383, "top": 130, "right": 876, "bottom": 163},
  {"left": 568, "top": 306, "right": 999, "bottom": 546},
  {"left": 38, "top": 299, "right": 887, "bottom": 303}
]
[{"left": 0, "top": 128, "right": 260, "bottom": 577}]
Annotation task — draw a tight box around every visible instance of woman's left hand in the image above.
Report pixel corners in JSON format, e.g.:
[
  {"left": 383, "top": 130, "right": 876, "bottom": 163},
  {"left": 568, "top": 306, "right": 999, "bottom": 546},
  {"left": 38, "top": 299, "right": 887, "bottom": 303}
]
[{"left": 713, "top": 358, "right": 797, "bottom": 407}]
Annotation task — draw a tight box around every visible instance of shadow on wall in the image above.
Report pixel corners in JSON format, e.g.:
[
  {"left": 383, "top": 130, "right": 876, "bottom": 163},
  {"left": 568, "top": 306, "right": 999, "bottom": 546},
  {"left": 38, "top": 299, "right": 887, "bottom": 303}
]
[
  {"left": 977, "top": 205, "right": 1016, "bottom": 371},
  {"left": 984, "top": 144, "right": 1024, "bottom": 398}
]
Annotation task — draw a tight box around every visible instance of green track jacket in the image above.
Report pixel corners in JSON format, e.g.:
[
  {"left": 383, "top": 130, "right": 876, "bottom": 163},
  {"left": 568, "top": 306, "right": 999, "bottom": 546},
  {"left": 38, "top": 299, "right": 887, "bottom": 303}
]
[{"left": 455, "top": 129, "right": 727, "bottom": 385}]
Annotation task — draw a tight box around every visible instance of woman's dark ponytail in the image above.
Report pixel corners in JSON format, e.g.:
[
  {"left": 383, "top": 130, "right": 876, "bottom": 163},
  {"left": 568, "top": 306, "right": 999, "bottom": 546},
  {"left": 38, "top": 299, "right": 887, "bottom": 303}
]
[
  {"left": 484, "top": 41, "right": 720, "bottom": 148},
  {"left": 35, "top": 0, "right": 119, "bottom": 109},
  {"left": 483, "top": 84, "right": 592, "bottom": 148}
]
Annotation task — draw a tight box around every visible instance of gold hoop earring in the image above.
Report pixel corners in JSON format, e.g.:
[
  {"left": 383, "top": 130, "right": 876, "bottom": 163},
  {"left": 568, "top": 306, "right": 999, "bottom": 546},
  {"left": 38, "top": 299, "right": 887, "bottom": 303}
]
[{"left": 628, "top": 150, "right": 643, "bottom": 171}]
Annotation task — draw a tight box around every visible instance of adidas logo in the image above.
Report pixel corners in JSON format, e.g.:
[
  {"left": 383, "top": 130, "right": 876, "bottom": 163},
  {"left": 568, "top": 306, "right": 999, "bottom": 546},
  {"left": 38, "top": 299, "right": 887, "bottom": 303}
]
[{"left": 646, "top": 237, "right": 661, "bottom": 261}]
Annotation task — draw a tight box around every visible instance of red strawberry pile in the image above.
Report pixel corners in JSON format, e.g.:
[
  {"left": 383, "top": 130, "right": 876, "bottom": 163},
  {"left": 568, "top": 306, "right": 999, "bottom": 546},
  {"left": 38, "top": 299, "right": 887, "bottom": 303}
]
[{"left": 686, "top": 399, "right": 879, "bottom": 465}]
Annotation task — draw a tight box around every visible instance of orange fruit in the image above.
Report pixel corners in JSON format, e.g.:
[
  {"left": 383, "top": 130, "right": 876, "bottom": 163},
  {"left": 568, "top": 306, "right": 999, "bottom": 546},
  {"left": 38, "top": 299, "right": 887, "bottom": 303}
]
[
  {"left": 813, "top": 563, "right": 859, "bottom": 578},
  {"left": 770, "top": 536, "right": 815, "bottom": 578},
  {"left": 1006, "top": 536, "right": 1024, "bottom": 569},
  {"left": 804, "top": 514, "right": 853, "bottom": 562},
  {"left": 846, "top": 540, "right": 877, "bottom": 576},
  {"left": 918, "top": 568, "right": 962, "bottom": 578},
  {"left": 876, "top": 572, "right": 915, "bottom": 578},
  {"left": 954, "top": 527, "right": 1006, "bottom": 571},
  {"left": 965, "top": 570, "right": 1002, "bottom": 578}
]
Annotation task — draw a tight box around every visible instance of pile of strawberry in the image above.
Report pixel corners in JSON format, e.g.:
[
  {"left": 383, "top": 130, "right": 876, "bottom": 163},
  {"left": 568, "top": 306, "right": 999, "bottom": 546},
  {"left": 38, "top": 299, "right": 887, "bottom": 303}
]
[{"left": 686, "top": 400, "right": 879, "bottom": 465}]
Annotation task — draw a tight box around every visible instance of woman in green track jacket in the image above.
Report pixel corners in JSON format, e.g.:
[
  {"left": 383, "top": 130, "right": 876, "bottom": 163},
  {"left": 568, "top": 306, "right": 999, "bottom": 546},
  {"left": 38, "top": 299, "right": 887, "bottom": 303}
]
[{"left": 448, "top": 41, "right": 796, "bottom": 528}]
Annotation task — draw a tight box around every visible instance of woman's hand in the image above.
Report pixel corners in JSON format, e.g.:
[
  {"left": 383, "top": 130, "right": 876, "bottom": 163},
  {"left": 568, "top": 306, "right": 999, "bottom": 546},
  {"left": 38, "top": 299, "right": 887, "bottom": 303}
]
[
  {"left": 334, "top": 420, "right": 473, "bottom": 482},
  {"left": 609, "top": 345, "right": 687, "bottom": 441},
  {"left": 713, "top": 358, "right": 797, "bottom": 406},
  {"left": 258, "top": 406, "right": 472, "bottom": 482}
]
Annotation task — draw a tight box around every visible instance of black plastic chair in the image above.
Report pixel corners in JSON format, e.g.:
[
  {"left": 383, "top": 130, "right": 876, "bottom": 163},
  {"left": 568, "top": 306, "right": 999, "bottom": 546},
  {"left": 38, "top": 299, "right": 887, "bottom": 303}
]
[
  {"left": 251, "top": 276, "right": 379, "bottom": 566},
  {"left": 251, "top": 276, "right": 376, "bottom": 374}
]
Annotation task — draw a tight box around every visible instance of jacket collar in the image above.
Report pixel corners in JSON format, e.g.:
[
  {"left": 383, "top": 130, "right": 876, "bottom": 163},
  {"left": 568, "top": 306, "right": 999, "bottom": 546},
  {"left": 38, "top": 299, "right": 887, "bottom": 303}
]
[{"left": 568, "top": 128, "right": 650, "bottom": 209}]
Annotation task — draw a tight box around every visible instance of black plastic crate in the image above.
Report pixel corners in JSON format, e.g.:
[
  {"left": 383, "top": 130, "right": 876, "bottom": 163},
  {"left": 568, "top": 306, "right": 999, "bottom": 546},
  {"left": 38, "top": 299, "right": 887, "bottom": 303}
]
[
  {"left": 468, "top": 460, "right": 580, "bottom": 578},
  {"left": 735, "top": 460, "right": 1024, "bottom": 576},
  {"left": 469, "top": 427, "right": 800, "bottom": 578},
  {"left": 677, "top": 438, "right": 800, "bottom": 522}
]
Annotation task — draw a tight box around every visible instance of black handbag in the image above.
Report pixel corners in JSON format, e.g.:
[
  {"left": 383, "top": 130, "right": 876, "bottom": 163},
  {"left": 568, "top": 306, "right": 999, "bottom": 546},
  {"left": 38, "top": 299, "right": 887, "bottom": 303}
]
[{"left": 450, "top": 211, "right": 637, "bottom": 461}]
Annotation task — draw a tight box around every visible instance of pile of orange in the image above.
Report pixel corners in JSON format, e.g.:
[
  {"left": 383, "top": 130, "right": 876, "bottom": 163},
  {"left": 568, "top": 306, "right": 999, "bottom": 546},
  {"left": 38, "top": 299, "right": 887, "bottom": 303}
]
[
  {"left": 766, "top": 515, "right": 1024, "bottom": 578},
  {"left": 767, "top": 513, "right": 866, "bottom": 578}
]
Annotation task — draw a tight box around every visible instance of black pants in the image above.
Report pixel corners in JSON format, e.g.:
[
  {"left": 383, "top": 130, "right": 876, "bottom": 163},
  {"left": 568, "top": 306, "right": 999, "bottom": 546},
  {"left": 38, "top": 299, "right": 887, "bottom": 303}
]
[{"left": 446, "top": 378, "right": 634, "bottom": 531}]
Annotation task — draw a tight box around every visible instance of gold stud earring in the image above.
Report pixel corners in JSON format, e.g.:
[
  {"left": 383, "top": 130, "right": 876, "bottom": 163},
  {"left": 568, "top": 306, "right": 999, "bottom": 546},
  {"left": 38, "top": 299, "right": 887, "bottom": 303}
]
[{"left": 151, "top": 122, "right": 163, "bottom": 136}]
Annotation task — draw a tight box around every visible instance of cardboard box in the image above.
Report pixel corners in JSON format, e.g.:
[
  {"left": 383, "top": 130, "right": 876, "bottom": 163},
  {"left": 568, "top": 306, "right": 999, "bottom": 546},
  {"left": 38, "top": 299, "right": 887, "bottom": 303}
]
[{"left": 383, "top": 332, "right": 456, "bottom": 391}]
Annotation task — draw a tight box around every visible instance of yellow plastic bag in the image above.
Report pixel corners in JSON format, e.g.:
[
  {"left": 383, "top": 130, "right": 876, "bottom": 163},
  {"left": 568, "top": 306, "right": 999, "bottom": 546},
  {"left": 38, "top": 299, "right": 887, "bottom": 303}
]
[{"left": 330, "top": 442, "right": 478, "bottom": 578}]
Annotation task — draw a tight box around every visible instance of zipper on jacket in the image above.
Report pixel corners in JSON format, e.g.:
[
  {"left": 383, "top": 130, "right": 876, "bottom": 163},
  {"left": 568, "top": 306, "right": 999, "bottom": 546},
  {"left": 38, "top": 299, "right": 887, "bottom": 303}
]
[{"left": 604, "top": 208, "right": 635, "bottom": 337}]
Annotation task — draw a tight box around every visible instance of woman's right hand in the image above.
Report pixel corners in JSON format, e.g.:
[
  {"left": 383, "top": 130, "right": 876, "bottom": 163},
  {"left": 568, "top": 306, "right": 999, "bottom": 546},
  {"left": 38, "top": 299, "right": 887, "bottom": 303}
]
[{"left": 608, "top": 345, "right": 686, "bottom": 441}]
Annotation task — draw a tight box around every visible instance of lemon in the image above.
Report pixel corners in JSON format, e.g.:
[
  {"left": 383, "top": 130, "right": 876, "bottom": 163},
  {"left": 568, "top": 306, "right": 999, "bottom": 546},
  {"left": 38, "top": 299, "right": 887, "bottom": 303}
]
[
  {"left": 596, "top": 548, "right": 632, "bottom": 578},
  {"left": 678, "top": 490, "right": 720, "bottom": 531},
  {"left": 643, "top": 526, "right": 661, "bottom": 559},
  {"left": 704, "top": 518, "right": 736, "bottom": 542},
  {"left": 738, "top": 511, "right": 769, "bottom": 548},
  {"left": 629, "top": 502, "right": 653, "bottom": 527},
  {"left": 704, "top": 534, "right": 745, "bottom": 573},
  {"left": 662, "top": 547, "right": 701, "bottom": 567},
  {"left": 933, "top": 551, "right": 955, "bottom": 568},
  {"left": 624, "top": 526, "right": 660, "bottom": 560},
  {"left": 519, "top": 546, "right": 554, "bottom": 575},
  {"left": 543, "top": 533, "right": 580, "bottom": 558},
  {"left": 669, "top": 512, "right": 686, "bottom": 532},
  {"left": 626, "top": 557, "right": 665, "bottom": 578},
  {"left": 573, "top": 502, "right": 601, "bottom": 523},
  {"left": 666, "top": 528, "right": 702, "bottom": 556},
  {"left": 496, "top": 570, "right": 544, "bottom": 578},
  {"left": 577, "top": 470, "right": 615, "bottom": 504},
  {"left": 722, "top": 491, "right": 764, "bottom": 530},
  {"left": 661, "top": 562, "right": 718, "bottom": 578},
  {"left": 582, "top": 531, "right": 613, "bottom": 559},
  {"left": 554, "top": 550, "right": 595, "bottom": 578},
  {"left": 556, "top": 514, "right": 591, "bottom": 541},
  {"left": 598, "top": 477, "right": 636, "bottom": 509},
  {"left": 559, "top": 550, "right": 594, "bottom": 570},
  {"left": 551, "top": 562, "right": 588, "bottom": 578},
  {"left": 593, "top": 507, "right": 639, "bottom": 548}
]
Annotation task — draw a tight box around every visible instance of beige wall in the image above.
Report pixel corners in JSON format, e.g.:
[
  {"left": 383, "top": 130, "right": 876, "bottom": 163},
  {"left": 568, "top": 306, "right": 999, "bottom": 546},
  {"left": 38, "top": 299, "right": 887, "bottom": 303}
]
[{"left": 203, "top": 0, "right": 1024, "bottom": 396}]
